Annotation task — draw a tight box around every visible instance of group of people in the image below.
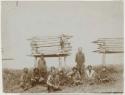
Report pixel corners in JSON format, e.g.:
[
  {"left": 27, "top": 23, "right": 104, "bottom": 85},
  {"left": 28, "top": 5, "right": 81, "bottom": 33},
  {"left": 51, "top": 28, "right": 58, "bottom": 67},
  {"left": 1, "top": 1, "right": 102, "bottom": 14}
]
[{"left": 20, "top": 47, "right": 111, "bottom": 92}]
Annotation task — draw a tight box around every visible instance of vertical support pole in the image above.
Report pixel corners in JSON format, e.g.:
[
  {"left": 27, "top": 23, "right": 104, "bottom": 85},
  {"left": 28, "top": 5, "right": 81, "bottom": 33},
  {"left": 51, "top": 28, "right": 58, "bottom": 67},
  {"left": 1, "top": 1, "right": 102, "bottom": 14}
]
[
  {"left": 59, "top": 56, "right": 62, "bottom": 70},
  {"left": 64, "top": 56, "right": 66, "bottom": 69},
  {"left": 102, "top": 49, "right": 106, "bottom": 68},
  {"left": 34, "top": 56, "right": 38, "bottom": 68},
  {"left": 102, "top": 42, "right": 106, "bottom": 68}
]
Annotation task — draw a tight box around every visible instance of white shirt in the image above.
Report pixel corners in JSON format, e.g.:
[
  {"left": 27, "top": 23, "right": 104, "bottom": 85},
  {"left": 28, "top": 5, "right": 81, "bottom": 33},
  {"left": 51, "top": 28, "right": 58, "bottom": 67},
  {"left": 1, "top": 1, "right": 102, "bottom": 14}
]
[{"left": 86, "top": 69, "right": 96, "bottom": 79}]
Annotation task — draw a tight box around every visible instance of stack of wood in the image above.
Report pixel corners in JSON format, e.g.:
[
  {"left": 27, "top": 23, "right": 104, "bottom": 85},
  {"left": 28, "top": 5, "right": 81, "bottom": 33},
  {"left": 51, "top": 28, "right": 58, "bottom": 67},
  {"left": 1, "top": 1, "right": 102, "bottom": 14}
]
[
  {"left": 29, "top": 34, "right": 72, "bottom": 57},
  {"left": 92, "top": 37, "right": 123, "bottom": 67},
  {"left": 93, "top": 38, "right": 124, "bottom": 53}
]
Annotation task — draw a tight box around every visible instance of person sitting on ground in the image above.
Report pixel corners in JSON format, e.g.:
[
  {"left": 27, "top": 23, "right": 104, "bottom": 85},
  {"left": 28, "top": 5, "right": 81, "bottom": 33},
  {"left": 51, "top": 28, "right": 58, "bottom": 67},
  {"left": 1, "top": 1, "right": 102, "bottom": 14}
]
[
  {"left": 67, "top": 67, "right": 82, "bottom": 86},
  {"left": 85, "top": 65, "right": 96, "bottom": 85},
  {"left": 20, "top": 68, "right": 31, "bottom": 90},
  {"left": 31, "top": 68, "right": 44, "bottom": 86},
  {"left": 58, "top": 69, "right": 69, "bottom": 86},
  {"left": 47, "top": 66, "right": 61, "bottom": 92},
  {"left": 97, "top": 67, "right": 111, "bottom": 83}
]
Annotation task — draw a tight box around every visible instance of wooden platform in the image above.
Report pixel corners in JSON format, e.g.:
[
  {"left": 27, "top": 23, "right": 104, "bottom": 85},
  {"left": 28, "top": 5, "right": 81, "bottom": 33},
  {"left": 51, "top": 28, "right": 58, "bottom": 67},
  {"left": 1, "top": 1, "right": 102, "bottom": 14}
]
[{"left": 30, "top": 53, "right": 70, "bottom": 57}]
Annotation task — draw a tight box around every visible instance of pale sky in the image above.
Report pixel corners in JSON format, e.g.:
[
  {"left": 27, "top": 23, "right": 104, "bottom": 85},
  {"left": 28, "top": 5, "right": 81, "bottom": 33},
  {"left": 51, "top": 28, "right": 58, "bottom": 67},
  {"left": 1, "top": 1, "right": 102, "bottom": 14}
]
[{"left": 2, "top": 1, "right": 123, "bottom": 69}]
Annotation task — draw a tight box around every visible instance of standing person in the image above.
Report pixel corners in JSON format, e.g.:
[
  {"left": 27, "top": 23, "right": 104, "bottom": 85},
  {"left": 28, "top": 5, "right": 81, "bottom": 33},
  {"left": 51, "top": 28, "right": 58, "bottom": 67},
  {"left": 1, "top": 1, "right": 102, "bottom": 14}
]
[
  {"left": 75, "top": 47, "right": 85, "bottom": 78},
  {"left": 37, "top": 54, "right": 47, "bottom": 79}
]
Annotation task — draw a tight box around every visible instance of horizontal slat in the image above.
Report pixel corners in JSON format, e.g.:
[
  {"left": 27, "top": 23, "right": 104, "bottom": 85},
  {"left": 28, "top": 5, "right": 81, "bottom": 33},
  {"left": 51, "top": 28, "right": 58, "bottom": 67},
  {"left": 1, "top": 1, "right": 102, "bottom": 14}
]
[
  {"left": 29, "top": 53, "right": 71, "bottom": 57},
  {"left": 28, "top": 35, "right": 72, "bottom": 41},
  {"left": 93, "top": 50, "right": 124, "bottom": 53},
  {"left": 31, "top": 42, "right": 71, "bottom": 46}
]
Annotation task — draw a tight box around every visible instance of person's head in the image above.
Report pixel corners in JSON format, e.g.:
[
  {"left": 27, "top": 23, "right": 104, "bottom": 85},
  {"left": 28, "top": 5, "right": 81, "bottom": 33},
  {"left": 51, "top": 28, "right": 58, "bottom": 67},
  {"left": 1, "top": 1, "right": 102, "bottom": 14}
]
[
  {"left": 59, "top": 70, "right": 64, "bottom": 75},
  {"left": 50, "top": 66, "right": 56, "bottom": 74},
  {"left": 72, "top": 67, "right": 78, "bottom": 72},
  {"left": 23, "top": 68, "right": 28, "bottom": 74},
  {"left": 87, "top": 65, "right": 93, "bottom": 71},
  {"left": 102, "top": 67, "right": 106, "bottom": 71},
  {"left": 40, "top": 54, "right": 44, "bottom": 60},
  {"left": 33, "top": 68, "right": 39, "bottom": 74},
  {"left": 78, "top": 47, "right": 82, "bottom": 53}
]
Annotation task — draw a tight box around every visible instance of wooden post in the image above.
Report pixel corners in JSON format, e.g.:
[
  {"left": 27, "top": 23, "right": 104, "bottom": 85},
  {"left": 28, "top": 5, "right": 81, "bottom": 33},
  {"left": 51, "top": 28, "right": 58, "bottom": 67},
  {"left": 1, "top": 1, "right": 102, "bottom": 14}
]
[
  {"left": 102, "top": 42, "right": 106, "bottom": 68},
  {"left": 64, "top": 56, "right": 67, "bottom": 69},
  {"left": 58, "top": 56, "right": 62, "bottom": 70},
  {"left": 102, "top": 48, "right": 106, "bottom": 68}
]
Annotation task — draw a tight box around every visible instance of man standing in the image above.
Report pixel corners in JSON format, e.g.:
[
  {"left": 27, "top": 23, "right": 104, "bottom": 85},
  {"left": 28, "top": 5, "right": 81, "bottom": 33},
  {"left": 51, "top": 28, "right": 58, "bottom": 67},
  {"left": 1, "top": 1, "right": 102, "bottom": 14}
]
[{"left": 75, "top": 47, "right": 85, "bottom": 78}]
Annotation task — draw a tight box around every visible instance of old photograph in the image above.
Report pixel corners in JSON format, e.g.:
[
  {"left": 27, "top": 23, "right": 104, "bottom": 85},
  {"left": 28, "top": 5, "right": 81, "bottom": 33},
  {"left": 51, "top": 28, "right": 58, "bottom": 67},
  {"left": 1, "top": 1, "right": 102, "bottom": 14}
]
[{"left": 1, "top": 1, "right": 124, "bottom": 93}]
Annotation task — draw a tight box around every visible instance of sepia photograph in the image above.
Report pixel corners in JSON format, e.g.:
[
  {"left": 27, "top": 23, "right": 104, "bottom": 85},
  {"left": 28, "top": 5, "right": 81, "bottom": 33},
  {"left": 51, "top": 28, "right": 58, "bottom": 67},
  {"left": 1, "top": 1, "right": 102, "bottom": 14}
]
[{"left": 1, "top": 1, "right": 124, "bottom": 93}]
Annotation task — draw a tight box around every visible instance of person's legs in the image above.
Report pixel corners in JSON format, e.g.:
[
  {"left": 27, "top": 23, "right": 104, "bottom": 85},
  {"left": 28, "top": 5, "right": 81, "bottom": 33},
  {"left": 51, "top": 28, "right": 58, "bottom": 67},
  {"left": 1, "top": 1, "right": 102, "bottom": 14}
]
[
  {"left": 47, "top": 85, "right": 54, "bottom": 92},
  {"left": 77, "top": 64, "right": 81, "bottom": 75},
  {"left": 31, "top": 79, "right": 37, "bottom": 87},
  {"left": 20, "top": 82, "right": 25, "bottom": 89}
]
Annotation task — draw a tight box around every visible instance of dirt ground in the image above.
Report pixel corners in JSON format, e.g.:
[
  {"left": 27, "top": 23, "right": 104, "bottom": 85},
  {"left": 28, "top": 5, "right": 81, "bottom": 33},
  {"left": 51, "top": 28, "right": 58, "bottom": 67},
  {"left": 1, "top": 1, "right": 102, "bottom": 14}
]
[
  {"left": 11, "top": 73, "right": 123, "bottom": 93},
  {"left": 3, "top": 64, "right": 124, "bottom": 93}
]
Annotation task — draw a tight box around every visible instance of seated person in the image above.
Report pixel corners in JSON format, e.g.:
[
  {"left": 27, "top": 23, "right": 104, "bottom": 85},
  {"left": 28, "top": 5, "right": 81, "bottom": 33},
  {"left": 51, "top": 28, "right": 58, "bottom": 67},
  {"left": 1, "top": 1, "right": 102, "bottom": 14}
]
[
  {"left": 31, "top": 68, "right": 44, "bottom": 86},
  {"left": 97, "top": 67, "right": 111, "bottom": 83},
  {"left": 20, "top": 68, "right": 31, "bottom": 90},
  {"left": 85, "top": 65, "right": 96, "bottom": 85},
  {"left": 58, "top": 70, "right": 69, "bottom": 86},
  {"left": 67, "top": 67, "right": 82, "bottom": 86},
  {"left": 47, "top": 66, "right": 61, "bottom": 92}
]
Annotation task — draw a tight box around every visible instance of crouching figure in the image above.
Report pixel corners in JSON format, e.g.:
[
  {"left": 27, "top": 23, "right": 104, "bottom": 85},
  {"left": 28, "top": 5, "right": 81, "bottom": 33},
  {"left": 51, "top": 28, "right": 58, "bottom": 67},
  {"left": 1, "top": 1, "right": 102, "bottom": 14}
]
[
  {"left": 20, "top": 68, "right": 31, "bottom": 90},
  {"left": 85, "top": 65, "right": 97, "bottom": 85},
  {"left": 47, "top": 66, "right": 61, "bottom": 92},
  {"left": 97, "top": 67, "right": 112, "bottom": 83},
  {"left": 31, "top": 68, "right": 44, "bottom": 86},
  {"left": 67, "top": 67, "right": 82, "bottom": 86}
]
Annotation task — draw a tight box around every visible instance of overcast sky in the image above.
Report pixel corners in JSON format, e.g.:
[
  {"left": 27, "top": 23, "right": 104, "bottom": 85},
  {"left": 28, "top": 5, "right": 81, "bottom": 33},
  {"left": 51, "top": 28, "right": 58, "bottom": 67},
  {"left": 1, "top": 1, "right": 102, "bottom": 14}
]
[{"left": 2, "top": 1, "right": 123, "bottom": 69}]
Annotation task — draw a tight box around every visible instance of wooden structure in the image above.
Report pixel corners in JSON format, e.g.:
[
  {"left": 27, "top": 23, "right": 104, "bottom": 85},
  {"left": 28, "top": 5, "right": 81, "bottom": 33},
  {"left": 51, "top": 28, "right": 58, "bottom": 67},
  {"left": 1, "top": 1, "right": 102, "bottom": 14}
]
[
  {"left": 93, "top": 38, "right": 124, "bottom": 67},
  {"left": 28, "top": 34, "right": 72, "bottom": 68}
]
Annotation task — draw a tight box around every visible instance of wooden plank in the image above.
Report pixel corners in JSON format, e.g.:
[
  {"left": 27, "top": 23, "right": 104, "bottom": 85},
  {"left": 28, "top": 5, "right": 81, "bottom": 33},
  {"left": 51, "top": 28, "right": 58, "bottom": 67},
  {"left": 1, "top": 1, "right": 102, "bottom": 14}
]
[
  {"left": 31, "top": 44, "right": 72, "bottom": 48},
  {"left": 30, "top": 53, "right": 71, "bottom": 57},
  {"left": 31, "top": 42, "right": 71, "bottom": 46},
  {"left": 28, "top": 35, "right": 72, "bottom": 41},
  {"left": 93, "top": 50, "right": 123, "bottom": 53}
]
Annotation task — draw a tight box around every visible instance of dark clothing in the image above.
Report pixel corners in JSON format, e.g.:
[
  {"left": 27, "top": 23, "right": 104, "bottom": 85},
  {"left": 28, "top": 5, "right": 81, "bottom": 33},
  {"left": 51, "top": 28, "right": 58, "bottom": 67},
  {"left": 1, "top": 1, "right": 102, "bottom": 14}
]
[
  {"left": 37, "top": 57, "right": 47, "bottom": 78},
  {"left": 98, "top": 70, "right": 111, "bottom": 83},
  {"left": 75, "top": 52, "right": 85, "bottom": 64},
  {"left": 31, "top": 70, "right": 45, "bottom": 86},
  {"left": 47, "top": 85, "right": 61, "bottom": 93},
  {"left": 47, "top": 73, "right": 61, "bottom": 92},
  {"left": 75, "top": 52, "right": 85, "bottom": 77},
  {"left": 20, "top": 73, "right": 31, "bottom": 90},
  {"left": 59, "top": 72, "right": 69, "bottom": 86}
]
